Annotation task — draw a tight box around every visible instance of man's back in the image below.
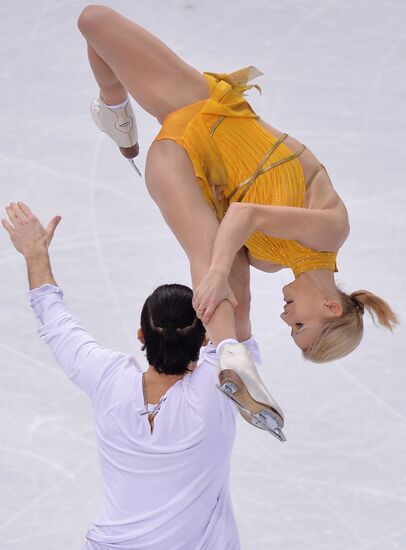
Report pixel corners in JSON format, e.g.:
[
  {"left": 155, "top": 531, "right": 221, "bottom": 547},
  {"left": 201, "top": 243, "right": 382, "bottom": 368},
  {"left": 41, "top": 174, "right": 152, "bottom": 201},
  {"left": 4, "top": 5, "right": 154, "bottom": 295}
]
[
  {"left": 87, "top": 345, "right": 238, "bottom": 549},
  {"left": 29, "top": 284, "right": 263, "bottom": 549}
]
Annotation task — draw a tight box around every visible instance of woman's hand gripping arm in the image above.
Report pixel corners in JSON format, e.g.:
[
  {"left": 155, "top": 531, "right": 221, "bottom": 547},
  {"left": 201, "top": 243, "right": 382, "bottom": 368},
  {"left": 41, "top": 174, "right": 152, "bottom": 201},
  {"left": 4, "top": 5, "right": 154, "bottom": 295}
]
[{"left": 193, "top": 202, "right": 255, "bottom": 324}]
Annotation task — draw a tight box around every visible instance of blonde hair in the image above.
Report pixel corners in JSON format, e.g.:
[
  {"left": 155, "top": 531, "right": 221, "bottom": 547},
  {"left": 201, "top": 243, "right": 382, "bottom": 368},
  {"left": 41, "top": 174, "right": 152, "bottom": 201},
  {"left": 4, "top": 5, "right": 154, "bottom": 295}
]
[{"left": 303, "top": 290, "right": 399, "bottom": 363}]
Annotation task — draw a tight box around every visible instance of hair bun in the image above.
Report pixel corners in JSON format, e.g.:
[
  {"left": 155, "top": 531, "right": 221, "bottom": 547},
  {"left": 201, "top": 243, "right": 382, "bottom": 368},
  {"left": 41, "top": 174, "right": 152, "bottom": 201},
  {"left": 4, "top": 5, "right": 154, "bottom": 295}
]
[{"left": 140, "top": 284, "right": 206, "bottom": 375}]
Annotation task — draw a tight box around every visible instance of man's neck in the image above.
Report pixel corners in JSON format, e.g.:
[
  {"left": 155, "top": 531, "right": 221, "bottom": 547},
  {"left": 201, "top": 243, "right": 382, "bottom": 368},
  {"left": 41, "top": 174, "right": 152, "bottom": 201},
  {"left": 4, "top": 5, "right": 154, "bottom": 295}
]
[
  {"left": 144, "top": 362, "right": 197, "bottom": 385},
  {"left": 143, "top": 364, "right": 196, "bottom": 407}
]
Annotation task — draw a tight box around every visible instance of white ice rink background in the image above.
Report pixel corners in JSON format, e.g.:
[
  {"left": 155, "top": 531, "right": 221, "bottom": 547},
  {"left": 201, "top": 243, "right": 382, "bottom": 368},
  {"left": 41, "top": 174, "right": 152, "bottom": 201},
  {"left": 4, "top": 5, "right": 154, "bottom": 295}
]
[{"left": 1, "top": 1, "right": 405, "bottom": 549}]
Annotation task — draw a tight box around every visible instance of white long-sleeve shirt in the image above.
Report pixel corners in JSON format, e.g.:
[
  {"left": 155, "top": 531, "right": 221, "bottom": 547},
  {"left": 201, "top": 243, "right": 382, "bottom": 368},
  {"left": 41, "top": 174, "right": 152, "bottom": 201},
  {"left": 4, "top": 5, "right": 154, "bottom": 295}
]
[{"left": 28, "top": 284, "right": 261, "bottom": 550}]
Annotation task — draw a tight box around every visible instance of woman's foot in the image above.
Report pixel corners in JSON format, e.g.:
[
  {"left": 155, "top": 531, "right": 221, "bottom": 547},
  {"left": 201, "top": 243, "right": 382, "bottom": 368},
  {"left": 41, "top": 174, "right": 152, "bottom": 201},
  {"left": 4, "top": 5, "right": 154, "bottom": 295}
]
[
  {"left": 218, "top": 342, "right": 286, "bottom": 441},
  {"left": 90, "top": 96, "right": 141, "bottom": 175}
]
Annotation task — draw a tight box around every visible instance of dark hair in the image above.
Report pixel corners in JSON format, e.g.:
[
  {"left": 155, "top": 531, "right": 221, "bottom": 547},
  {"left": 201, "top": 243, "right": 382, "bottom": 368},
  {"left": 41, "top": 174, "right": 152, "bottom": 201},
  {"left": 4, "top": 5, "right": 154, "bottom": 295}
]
[{"left": 140, "top": 284, "right": 206, "bottom": 375}]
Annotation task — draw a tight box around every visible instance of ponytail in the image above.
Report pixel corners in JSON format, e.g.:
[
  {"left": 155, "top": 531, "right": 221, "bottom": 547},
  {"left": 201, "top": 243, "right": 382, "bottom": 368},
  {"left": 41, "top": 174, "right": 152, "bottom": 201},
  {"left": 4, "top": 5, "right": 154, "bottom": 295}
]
[
  {"left": 350, "top": 290, "right": 398, "bottom": 330},
  {"left": 303, "top": 289, "right": 398, "bottom": 363}
]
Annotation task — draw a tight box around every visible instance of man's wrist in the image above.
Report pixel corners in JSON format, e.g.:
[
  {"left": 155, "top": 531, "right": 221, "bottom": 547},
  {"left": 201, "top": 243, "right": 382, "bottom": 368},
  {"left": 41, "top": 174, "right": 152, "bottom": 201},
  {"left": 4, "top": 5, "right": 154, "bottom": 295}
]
[
  {"left": 24, "top": 246, "right": 57, "bottom": 290},
  {"left": 24, "top": 245, "right": 49, "bottom": 262}
]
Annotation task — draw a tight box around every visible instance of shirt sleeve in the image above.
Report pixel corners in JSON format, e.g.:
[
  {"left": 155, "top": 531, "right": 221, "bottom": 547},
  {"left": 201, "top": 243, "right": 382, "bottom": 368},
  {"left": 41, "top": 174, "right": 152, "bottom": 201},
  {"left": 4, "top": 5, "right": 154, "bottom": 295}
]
[
  {"left": 190, "top": 336, "right": 262, "bottom": 422},
  {"left": 200, "top": 335, "right": 262, "bottom": 367},
  {"left": 28, "top": 283, "right": 139, "bottom": 401}
]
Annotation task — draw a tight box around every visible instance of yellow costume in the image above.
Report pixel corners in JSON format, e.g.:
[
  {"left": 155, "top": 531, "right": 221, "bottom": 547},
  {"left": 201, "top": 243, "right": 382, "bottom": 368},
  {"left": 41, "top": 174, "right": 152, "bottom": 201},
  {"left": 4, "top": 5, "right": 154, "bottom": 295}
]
[{"left": 153, "top": 67, "right": 338, "bottom": 277}]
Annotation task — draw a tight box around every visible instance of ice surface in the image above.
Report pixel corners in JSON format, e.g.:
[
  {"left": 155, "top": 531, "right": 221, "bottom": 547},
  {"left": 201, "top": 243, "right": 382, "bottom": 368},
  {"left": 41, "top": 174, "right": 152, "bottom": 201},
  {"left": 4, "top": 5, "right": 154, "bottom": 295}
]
[{"left": 0, "top": 1, "right": 405, "bottom": 549}]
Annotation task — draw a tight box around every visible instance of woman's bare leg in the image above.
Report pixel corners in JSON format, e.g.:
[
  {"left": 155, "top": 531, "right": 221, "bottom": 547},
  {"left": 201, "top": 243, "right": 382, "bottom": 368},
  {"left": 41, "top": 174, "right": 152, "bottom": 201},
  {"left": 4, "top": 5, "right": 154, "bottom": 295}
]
[
  {"left": 85, "top": 42, "right": 128, "bottom": 105},
  {"left": 77, "top": 5, "right": 209, "bottom": 123},
  {"left": 146, "top": 140, "right": 251, "bottom": 345}
]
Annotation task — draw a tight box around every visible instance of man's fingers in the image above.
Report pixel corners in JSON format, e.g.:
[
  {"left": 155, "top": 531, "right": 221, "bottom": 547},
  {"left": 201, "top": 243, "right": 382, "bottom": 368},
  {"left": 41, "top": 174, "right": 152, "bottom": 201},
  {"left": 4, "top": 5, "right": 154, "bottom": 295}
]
[
  {"left": 1, "top": 218, "right": 14, "bottom": 233},
  {"left": 46, "top": 216, "right": 62, "bottom": 243},
  {"left": 6, "top": 206, "right": 19, "bottom": 225},
  {"left": 47, "top": 216, "right": 62, "bottom": 233},
  {"left": 11, "top": 202, "right": 28, "bottom": 220},
  {"left": 17, "top": 201, "right": 33, "bottom": 218}
]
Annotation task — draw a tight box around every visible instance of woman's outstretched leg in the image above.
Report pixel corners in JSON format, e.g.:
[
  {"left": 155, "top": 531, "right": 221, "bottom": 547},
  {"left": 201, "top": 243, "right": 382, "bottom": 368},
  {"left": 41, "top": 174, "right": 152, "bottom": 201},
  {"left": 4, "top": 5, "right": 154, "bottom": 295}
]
[{"left": 77, "top": 5, "right": 209, "bottom": 123}]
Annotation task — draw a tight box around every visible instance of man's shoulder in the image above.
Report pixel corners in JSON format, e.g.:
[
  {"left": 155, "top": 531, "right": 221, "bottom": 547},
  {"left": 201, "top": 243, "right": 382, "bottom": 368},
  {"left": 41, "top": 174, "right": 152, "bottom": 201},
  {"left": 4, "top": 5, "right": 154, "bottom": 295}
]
[{"left": 198, "top": 342, "right": 218, "bottom": 367}]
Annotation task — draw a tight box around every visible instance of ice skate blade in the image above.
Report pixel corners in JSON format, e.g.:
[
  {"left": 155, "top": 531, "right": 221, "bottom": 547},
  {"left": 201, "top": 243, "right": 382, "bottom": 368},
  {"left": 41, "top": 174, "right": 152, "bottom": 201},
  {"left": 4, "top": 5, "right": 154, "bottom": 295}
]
[
  {"left": 216, "top": 383, "right": 286, "bottom": 442},
  {"left": 218, "top": 369, "right": 284, "bottom": 427},
  {"left": 251, "top": 411, "right": 286, "bottom": 442},
  {"left": 127, "top": 158, "right": 142, "bottom": 177}
]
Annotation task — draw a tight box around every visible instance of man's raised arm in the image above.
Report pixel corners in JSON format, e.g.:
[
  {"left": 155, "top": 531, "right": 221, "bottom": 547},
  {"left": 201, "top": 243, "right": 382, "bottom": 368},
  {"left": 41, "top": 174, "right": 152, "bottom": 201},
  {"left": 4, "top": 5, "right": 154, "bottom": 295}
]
[
  {"left": 1, "top": 201, "right": 133, "bottom": 399},
  {"left": 1, "top": 201, "right": 60, "bottom": 290}
]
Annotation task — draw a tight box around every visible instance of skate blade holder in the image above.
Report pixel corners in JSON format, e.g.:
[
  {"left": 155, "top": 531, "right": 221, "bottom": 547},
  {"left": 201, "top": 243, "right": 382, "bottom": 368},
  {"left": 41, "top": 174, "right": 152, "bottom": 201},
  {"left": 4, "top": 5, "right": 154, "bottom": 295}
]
[{"left": 217, "top": 381, "right": 286, "bottom": 442}]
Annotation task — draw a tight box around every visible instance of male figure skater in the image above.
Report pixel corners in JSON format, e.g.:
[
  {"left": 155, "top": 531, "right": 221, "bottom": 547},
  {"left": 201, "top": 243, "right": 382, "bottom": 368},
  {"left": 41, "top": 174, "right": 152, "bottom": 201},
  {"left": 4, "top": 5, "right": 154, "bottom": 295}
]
[{"left": 2, "top": 201, "right": 262, "bottom": 549}]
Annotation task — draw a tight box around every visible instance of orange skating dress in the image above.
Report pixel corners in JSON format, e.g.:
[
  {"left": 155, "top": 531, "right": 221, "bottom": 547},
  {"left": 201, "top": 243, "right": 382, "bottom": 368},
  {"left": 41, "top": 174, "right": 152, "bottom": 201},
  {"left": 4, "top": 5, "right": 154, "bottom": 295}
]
[{"left": 153, "top": 67, "right": 337, "bottom": 277}]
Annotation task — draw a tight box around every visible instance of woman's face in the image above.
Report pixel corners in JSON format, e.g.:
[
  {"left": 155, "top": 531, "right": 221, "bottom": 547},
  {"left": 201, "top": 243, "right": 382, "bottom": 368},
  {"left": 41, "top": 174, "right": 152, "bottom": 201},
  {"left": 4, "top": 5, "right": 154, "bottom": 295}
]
[{"left": 280, "top": 281, "right": 340, "bottom": 350}]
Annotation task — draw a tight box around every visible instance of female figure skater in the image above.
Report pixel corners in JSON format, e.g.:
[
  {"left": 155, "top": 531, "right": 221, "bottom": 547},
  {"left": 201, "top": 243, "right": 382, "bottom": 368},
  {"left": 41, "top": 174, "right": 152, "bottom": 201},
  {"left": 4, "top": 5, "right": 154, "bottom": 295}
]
[
  {"left": 1, "top": 201, "right": 253, "bottom": 549},
  {"left": 77, "top": 5, "right": 397, "bottom": 438}
]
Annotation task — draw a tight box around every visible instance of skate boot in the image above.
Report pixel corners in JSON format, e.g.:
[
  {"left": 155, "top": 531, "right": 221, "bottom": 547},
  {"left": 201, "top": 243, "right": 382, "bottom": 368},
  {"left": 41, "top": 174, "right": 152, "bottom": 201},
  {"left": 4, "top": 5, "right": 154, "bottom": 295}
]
[
  {"left": 90, "top": 96, "right": 141, "bottom": 176},
  {"left": 217, "top": 343, "right": 286, "bottom": 441}
]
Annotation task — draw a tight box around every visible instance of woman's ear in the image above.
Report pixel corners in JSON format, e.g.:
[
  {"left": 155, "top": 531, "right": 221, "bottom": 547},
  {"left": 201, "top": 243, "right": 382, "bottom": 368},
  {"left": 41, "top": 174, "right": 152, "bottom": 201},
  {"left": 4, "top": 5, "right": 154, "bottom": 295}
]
[
  {"left": 324, "top": 300, "right": 343, "bottom": 317},
  {"left": 137, "top": 328, "right": 145, "bottom": 344}
]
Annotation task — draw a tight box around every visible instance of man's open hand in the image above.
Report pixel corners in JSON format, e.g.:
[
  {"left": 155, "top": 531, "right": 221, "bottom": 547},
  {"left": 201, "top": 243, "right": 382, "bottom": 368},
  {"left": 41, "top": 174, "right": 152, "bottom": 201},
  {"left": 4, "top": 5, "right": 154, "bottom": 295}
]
[{"left": 1, "top": 202, "right": 61, "bottom": 257}]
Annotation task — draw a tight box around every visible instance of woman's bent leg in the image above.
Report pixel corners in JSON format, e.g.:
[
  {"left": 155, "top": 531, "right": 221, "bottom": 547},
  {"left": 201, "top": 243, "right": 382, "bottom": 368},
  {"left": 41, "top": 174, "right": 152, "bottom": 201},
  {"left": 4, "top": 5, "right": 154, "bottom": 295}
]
[
  {"left": 86, "top": 42, "right": 127, "bottom": 106},
  {"left": 77, "top": 5, "right": 209, "bottom": 123}
]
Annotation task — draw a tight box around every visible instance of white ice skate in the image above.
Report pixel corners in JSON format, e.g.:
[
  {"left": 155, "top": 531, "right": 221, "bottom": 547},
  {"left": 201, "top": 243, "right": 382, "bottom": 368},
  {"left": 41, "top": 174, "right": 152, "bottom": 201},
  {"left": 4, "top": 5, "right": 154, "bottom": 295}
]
[
  {"left": 217, "top": 343, "right": 286, "bottom": 441},
  {"left": 90, "top": 96, "right": 141, "bottom": 176}
]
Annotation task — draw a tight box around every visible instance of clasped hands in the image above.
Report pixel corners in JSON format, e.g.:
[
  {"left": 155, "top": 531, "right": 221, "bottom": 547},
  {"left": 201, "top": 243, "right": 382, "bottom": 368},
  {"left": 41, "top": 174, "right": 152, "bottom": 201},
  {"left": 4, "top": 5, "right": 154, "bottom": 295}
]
[{"left": 192, "top": 267, "right": 237, "bottom": 325}]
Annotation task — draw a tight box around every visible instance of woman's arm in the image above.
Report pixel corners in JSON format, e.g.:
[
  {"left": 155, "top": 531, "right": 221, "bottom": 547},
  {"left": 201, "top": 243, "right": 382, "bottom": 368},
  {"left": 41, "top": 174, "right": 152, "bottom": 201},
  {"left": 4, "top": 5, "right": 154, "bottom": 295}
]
[
  {"left": 211, "top": 201, "right": 349, "bottom": 273},
  {"left": 194, "top": 201, "right": 349, "bottom": 323}
]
